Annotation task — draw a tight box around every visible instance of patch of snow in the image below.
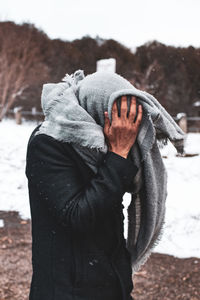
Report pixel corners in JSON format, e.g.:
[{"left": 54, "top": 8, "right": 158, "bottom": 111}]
[
  {"left": 0, "top": 219, "right": 4, "bottom": 228},
  {"left": 193, "top": 100, "right": 200, "bottom": 107},
  {"left": 176, "top": 112, "right": 186, "bottom": 120},
  {"left": 0, "top": 118, "right": 39, "bottom": 219}
]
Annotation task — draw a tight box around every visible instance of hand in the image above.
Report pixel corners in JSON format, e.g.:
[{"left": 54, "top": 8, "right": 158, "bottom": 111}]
[{"left": 103, "top": 95, "right": 143, "bottom": 159}]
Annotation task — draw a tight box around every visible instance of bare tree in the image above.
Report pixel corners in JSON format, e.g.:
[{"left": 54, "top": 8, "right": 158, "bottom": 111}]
[{"left": 0, "top": 22, "right": 49, "bottom": 120}]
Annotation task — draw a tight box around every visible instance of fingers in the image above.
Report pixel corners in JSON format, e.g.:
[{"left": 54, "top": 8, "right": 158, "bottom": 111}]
[
  {"left": 110, "top": 95, "right": 143, "bottom": 128},
  {"left": 135, "top": 105, "right": 143, "bottom": 127},
  {"left": 104, "top": 111, "right": 110, "bottom": 134},
  {"left": 111, "top": 101, "right": 119, "bottom": 122},
  {"left": 129, "top": 96, "right": 137, "bottom": 122},
  {"left": 120, "top": 96, "right": 128, "bottom": 120}
]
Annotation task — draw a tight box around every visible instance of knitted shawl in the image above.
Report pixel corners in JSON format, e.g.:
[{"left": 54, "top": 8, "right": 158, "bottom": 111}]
[{"left": 35, "top": 69, "right": 185, "bottom": 274}]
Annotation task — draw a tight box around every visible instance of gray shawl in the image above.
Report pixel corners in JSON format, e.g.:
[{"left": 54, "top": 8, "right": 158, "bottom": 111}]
[{"left": 35, "top": 69, "right": 185, "bottom": 274}]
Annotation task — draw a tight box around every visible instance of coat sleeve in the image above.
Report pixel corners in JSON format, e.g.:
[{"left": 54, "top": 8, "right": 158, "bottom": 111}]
[{"left": 25, "top": 134, "right": 138, "bottom": 234}]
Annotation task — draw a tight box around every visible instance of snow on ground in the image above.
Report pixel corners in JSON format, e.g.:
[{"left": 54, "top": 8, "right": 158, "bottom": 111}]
[
  {"left": 0, "top": 219, "right": 4, "bottom": 228},
  {"left": 153, "top": 134, "right": 200, "bottom": 258},
  {"left": 0, "top": 119, "right": 37, "bottom": 220},
  {"left": 0, "top": 118, "right": 200, "bottom": 258}
]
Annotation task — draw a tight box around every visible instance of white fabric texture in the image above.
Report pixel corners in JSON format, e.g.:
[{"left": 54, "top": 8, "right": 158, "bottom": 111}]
[{"left": 35, "top": 69, "right": 185, "bottom": 274}]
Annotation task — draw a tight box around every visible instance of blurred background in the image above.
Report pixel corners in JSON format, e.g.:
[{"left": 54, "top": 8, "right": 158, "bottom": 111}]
[{"left": 0, "top": 0, "right": 199, "bottom": 299}]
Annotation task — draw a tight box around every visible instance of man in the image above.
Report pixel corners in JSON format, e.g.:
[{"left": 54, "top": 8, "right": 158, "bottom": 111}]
[{"left": 25, "top": 93, "right": 142, "bottom": 300}]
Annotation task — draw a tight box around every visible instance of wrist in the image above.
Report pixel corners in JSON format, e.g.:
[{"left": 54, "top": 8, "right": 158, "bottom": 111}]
[{"left": 109, "top": 149, "right": 128, "bottom": 159}]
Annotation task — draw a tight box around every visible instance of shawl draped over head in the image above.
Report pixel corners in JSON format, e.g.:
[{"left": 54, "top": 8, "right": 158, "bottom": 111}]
[{"left": 35, "top": 69, "right": 185, "bottom": 274}]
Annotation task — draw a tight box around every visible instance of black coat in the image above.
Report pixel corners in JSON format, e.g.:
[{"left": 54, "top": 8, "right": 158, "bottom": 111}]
[{"left": 25, "top": 124, "right": 138, "bottom": 300}]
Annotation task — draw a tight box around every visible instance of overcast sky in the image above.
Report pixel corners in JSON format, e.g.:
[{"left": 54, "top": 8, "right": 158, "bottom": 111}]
[{"left": 1, "top": 0, "right": 200, "bottom": 50}]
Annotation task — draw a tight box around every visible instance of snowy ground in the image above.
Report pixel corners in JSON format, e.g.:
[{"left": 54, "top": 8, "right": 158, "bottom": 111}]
[
  {"left": 0, "top": 119, "right": 38, "bottom": 220},
  {"left": 0, "top": 118, "right": 200, "bottom": 258}
]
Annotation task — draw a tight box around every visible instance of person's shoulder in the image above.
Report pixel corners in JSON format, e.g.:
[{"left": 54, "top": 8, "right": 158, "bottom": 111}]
[
  {"left": 28, "top": 124, "right": 60, "bottom": 146},
  {"left": 27, "top": 124, "right": 74, "bottom": 156},
  {"left": 27, "top": 124, "right": 43, "bottom": 147}
]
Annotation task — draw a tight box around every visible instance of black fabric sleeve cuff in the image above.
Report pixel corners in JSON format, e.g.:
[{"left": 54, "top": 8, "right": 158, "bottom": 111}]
[{"left": 103, "top": 151, "right": 138, "bottom": 189}]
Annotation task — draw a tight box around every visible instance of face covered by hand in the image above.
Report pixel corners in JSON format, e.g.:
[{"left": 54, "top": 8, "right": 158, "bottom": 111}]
[{"left": 76, "top": 71, "right": 138, "bottom": 127}]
